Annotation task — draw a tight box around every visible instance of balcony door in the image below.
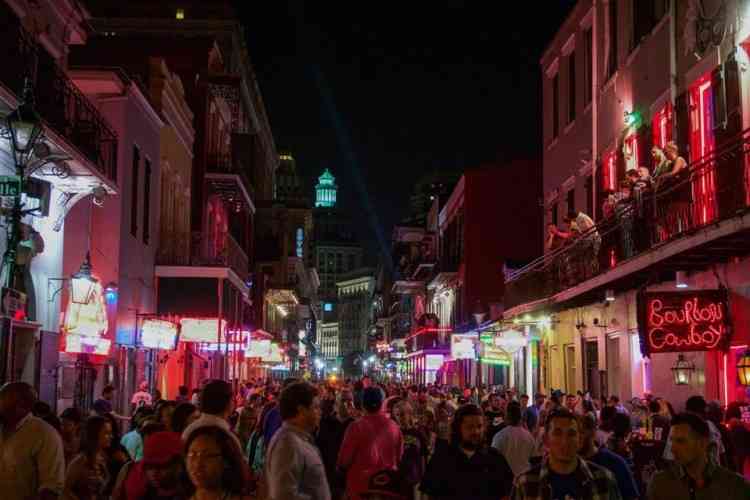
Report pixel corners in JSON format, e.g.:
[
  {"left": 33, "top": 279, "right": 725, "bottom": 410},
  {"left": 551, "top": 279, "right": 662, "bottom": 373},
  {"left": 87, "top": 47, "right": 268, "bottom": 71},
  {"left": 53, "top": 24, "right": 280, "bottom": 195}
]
[{"left": 689, "top": 74, "right": 717, "bottom": 225}]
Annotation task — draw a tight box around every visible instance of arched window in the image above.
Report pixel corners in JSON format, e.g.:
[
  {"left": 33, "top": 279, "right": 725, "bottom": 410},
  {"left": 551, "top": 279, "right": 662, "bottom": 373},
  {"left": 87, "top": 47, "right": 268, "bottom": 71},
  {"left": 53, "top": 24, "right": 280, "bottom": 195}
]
[{"left": 296, "top": 227, "right": 304, "bottom": 258}]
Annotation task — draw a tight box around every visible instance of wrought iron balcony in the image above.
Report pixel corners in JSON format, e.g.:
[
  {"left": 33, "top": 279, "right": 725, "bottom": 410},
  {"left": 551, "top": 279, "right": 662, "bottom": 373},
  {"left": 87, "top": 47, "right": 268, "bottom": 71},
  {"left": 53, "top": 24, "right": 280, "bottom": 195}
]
[
  {"left": 158, "top": 230, "right": 249, "bottom": 279},
  {"left": 0, "top": 14, "right": 118, "bottom": 183},
  {"left": 505, "top": 129, "right": 750, "bottom": 310}
]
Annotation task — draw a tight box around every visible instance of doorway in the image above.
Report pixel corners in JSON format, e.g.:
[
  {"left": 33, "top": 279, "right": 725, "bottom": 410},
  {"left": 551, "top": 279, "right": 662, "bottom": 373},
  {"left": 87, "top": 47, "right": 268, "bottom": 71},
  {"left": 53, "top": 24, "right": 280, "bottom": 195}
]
[
  {"left": 584, "top": 340, "right": 599, "bottom": 397},
  {"left": 564, "top": 344, "right": 576, "bottom": 393},
  {"left": 607, "top": 335, "right": 621, "bottom": 400}
]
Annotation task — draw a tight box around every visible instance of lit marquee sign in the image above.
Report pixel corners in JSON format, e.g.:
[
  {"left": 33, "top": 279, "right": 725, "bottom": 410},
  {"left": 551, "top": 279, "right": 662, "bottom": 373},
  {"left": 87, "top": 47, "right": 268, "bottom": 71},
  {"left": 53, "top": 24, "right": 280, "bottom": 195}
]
[
  {"left": 179, "top": 318, "right": 228, "bottom": 343},
  {"left": 481, "top": 344, "right": 511, "bottom": 365},
  {"left": 451, "top": 333, "right": 478, "bottom": 360},
  {"left": 638, "top": 290, "right": 730, "bottom": 355},
  {"left": 62, "top": 281, "right": 110, "bottom": 355},
  {"left": 140, "top": 319, "right": 179, "bottom": 350}
]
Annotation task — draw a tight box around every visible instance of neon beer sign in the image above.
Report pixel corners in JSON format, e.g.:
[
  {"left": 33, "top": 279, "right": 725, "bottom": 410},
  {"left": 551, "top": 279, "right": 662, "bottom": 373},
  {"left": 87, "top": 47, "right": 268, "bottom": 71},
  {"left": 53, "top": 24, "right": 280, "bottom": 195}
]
[{"left": 639, "top": 291, "right": 729, "bottom": 354}]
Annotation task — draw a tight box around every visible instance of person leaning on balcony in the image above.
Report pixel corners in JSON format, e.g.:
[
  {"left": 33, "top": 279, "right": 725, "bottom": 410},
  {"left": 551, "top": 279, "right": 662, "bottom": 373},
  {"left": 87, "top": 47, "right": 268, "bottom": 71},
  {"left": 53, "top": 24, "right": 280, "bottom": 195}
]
[
  {"left": 660, "top": 141, "right": 692, "bottom": 234},
  {"left": 554, "top": 211, "right": 601, "bottom": 277}
]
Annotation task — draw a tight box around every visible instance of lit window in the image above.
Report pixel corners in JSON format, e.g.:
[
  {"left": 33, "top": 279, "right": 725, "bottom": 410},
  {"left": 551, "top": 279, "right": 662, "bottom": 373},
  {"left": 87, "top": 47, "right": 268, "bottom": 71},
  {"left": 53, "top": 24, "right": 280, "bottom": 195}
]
[{"left": 176, "top": 9, "right": 185, "bottom": 20}]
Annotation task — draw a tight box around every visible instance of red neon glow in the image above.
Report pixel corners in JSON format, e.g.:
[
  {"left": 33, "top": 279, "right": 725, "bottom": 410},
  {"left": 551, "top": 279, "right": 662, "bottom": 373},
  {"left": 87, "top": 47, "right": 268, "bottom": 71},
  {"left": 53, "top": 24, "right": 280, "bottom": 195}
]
[
  {"left": 689, "top": 74, "right": 717, "bottom": 225},
  {"left": 652, "top": 102, "right": 673, "bottom": 150},
  {"left": 405, "top": 327, "right": 451, "bottom": 342},
  {"left": 624, "top": 133, "right": 639, "bottom": 172},
  {"left": 609, "top": 248, "right": 617, "bottom": 268},
  {"left": 602, "top": 150, "right": 616, "bottom": 192},
  {"left": 644, "top": 293, "right": 727, "bottom": 353}
]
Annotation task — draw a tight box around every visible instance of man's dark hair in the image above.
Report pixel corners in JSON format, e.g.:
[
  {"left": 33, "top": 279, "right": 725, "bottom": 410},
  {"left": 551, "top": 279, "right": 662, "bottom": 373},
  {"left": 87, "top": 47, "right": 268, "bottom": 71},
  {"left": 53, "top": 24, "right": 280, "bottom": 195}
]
[
  {"left": 282, "top": 377, "right": 299, "bottom": 389},
  {"left": 200, "top": 380, "right": 233, "bottom": 415},
  {"left": 544, "top": 408, "right": 579, "bottom": 434},
  {"left": 520, "top": 394, "right": 529, "bottom": 400},
  {"left": 672, "top": 412, "right": 710, "bottom": 439},
  {"left": 685, "top": 395, "right": 707, "bottom": 415},
  {"left": 507, "top": 401, "right": 522, "bottom": 426},
  {"left": 649, "top": 400, "right": 661, "bottom": 413},
  {"left": 178, "top": 385, "right": 189, "bottom": 396},
  {"left": 564, "top": 211, "right": 577, "bottom": 222},
  {"left": 579, "top": 413, "right": 597, "bottom": 432},
  {"left": 103, "top": 385, "right": 115, "bottom": 395},
  {"left": 609, "top": 395, "right": 620, "bottom": 404},
  {"left": 279, "top": 382, "right": 318, "bottom": 420},
  {"left": 60, "top": 407, "right": 83, "bottom": 424},
  {"left": 450, "top": 404, "right": 483, "bottom": 445}
]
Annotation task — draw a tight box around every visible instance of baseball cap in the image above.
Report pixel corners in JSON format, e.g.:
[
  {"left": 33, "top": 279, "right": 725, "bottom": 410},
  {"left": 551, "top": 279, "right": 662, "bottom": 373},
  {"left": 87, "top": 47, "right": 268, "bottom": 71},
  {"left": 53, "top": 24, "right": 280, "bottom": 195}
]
[
  {"left": 361, "top": 469, "right": 411, "bottom": 499},
  {"left": 143, "top": 431, "right": 182, "bottom": 466}
]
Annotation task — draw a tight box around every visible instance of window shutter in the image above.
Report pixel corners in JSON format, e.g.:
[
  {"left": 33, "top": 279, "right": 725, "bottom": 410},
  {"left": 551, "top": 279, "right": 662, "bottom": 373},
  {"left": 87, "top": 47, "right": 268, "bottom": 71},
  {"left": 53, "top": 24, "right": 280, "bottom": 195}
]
[{"left": 713, "top": 52, "right": 745, "bottom": 216}]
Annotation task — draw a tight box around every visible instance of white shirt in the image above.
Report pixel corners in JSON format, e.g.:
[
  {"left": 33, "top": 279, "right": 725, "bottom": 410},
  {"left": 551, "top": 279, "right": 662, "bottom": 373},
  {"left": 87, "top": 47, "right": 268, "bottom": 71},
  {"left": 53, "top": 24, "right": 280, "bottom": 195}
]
[
  {"left": 0, "top": 413, "right": 65, "bottom": 500},
  {"left": 491, "top": 424, "right": 536, "bottom": 477}
]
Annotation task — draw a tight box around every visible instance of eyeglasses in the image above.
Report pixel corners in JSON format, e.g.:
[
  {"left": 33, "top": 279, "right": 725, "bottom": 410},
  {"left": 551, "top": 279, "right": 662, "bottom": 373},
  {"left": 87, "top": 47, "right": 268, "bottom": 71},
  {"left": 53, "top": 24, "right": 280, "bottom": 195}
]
[{"left": 186, "top": 451, "right": 223, "bottom": 463}]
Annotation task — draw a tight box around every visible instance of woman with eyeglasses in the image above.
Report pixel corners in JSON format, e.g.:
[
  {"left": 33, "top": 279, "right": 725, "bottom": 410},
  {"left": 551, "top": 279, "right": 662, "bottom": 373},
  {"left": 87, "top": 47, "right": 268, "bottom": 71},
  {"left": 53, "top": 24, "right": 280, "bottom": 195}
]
[{"left": 184, "top": 425, "right": 251, "bottom": 500}]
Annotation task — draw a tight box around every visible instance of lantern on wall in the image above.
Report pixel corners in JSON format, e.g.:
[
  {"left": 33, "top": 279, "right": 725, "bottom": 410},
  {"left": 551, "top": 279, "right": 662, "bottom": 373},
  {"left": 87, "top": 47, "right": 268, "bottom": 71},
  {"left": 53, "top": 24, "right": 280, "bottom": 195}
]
[
  {"left": 737, "top": 352, "right": 750, "bottom": 386},
  {"left": 671, "top": 354, "right": 695, "bottom": 386},
  {"left": 70, "top": 252, "right": 97, "bottom": 304}
]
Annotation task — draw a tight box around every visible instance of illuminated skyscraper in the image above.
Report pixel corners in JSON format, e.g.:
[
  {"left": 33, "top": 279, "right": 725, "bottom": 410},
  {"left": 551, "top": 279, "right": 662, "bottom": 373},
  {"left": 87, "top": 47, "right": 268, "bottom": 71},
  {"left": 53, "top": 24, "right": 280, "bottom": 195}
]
[{"left": 315, "top": 168, "right": 337, "bottom": 207}]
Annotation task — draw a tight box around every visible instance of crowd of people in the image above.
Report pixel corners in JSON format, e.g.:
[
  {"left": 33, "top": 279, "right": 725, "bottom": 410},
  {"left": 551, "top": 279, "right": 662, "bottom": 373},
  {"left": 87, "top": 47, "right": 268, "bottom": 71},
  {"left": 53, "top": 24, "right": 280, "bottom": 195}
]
[
  {"left": 2, "top": 375, "right": 750, "bottom": 499},
  {"left": 545, "top": 141, "right": 694, "bottom": 285}
]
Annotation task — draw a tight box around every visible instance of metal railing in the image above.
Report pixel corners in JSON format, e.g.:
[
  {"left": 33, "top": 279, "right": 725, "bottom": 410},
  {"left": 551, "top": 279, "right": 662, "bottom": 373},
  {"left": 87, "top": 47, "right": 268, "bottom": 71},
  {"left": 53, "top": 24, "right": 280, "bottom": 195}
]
[
  {"left": 505, "top": 129, "right": 750, "bottom": 309},
  {"left": 0, "top": 15, "right": 118, "bottom": 183},
  {"left": 189, "top": 231, "right": 249, "bottom": 278},
  {"left": 206, "top": 151, "right": 255, "bottom": 199}
]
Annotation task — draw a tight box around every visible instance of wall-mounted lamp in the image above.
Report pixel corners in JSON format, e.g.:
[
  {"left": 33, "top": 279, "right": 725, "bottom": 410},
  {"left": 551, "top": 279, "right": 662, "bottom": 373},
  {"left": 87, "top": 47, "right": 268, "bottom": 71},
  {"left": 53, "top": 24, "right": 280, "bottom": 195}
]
[{"left": 605, "top": 289, "right": 615, "bottom": 302}]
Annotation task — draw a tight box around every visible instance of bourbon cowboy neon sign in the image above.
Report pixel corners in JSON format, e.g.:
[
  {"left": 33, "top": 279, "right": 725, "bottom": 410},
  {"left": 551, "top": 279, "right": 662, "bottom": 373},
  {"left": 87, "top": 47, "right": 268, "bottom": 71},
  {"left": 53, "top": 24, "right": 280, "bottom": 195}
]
[{"left": 640, "top": 291, "right": 729, "bottom": 354}]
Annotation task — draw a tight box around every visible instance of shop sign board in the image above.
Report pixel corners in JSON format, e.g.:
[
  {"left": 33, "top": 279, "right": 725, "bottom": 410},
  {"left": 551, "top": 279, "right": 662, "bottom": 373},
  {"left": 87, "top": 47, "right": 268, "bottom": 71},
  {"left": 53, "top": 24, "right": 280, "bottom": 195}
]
[
  {"left": 140, "top": 319, "right": 179, "bottom": 350},
  {"left": 637, "top": 290, "right": 730, "bottom": 356},
  {"left": 480, "top": 343, "right": 511, "bottom": 365},
  {"left": 451, "top": 333, "right": 478, "bottom": 360},
  {"left": 425, "top": 354, "right": 444, "bottom": 370}
]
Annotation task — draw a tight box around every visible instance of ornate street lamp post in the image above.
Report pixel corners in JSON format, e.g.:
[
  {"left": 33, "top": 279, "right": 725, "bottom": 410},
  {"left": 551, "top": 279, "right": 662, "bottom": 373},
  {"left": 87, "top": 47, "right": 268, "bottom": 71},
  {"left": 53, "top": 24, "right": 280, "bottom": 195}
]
[{"left": 1, "top": 80, "right": 44, "bottom": 292}]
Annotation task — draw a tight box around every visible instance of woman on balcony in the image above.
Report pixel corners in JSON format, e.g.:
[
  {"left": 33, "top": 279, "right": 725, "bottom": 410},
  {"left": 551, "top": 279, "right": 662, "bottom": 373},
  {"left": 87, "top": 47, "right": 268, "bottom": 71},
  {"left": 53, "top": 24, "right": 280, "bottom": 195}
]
[{"left": 655, "top": 142, "right": 691, "bottom": 238}]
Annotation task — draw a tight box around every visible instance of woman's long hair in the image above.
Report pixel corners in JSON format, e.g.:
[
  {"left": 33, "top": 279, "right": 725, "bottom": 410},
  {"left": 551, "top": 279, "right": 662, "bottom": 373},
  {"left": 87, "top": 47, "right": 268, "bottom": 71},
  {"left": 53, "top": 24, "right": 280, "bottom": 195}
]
[
  {"left": 80, "top": 415, "right": 109, "bottom": 462},
  {"left": 183, "top": 426, "right": 247, "bottom": 495}
]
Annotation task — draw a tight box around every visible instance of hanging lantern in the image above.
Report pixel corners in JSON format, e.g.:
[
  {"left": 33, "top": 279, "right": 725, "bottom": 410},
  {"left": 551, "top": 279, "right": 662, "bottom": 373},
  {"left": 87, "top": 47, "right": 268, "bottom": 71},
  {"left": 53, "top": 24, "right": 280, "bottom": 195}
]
[
  {"left": 4, "top": 79, "right": 44, "bottom": 164},
  {"left": 671, "top": 354, "right": 695, "bottom": 386},
  {"left": 737, "top": 352, "right": 750, "bottom": 386},
  {"left": 70, "top": 252, "right": 97, "bottom": 304}
]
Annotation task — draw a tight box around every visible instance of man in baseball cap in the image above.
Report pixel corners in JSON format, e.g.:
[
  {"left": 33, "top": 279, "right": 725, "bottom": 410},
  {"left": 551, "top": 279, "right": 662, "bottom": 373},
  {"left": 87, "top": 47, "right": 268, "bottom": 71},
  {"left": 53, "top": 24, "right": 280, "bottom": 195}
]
[{"left": 123, "top": 431, "right": 185, "bottom": 500}]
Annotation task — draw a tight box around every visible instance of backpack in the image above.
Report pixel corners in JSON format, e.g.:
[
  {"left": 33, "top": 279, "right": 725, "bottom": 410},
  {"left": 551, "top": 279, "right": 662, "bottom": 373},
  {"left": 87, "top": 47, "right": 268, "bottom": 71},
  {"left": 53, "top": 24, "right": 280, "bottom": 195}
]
[{"left": 247, "top": 430, "right": 265, "bottom": 474}]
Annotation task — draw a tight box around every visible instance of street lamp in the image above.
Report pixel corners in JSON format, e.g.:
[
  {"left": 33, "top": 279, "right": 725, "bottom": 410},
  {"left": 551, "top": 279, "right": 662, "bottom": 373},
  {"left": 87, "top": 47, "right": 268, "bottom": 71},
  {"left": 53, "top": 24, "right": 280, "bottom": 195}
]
[
  {"left": 671, "top": 354, "right": 695, "bottom": 386},
  {"left": 1, "top": 80, "right": 45, "bottom": 292},
  {"left": 70, "top": 252, "right": 97, "bottom": 304},
  {"left": 4, "top": 80, "right": 43, "bottom": 165},
  {"left": 737, "top": 352, "right": 750, "bottom": 386}
]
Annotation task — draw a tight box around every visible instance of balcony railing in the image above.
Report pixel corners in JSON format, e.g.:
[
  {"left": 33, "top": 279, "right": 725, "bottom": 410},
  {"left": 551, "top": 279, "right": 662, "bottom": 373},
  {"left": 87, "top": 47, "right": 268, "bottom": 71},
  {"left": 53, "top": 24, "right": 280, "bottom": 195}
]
[
  {"left": 159, "top": 231, "right": 250, "bottom": 278},
  {"left": 0, "top": 14, "right": 118, "bottom": 183},
  {"left": 206, "top": 150, "right": 255, "bottom": 199},
  {"left": 505, "top": 129, "right": 750, "bottom": 309}
]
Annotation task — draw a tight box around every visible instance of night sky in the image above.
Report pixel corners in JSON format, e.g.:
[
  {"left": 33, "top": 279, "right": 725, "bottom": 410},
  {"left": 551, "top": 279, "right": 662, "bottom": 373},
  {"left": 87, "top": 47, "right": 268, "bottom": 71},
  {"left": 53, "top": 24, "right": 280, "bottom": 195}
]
[{"left": 239, "top": 1, "right": 577, "bottom": 261}]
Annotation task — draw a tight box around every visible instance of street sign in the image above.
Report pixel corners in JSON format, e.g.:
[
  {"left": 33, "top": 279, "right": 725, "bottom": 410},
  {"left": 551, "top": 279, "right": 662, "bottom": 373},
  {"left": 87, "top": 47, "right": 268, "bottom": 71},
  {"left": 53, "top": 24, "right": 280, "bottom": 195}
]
[{"left": 0, "top": 176, "right": 21, "bottom": 197}]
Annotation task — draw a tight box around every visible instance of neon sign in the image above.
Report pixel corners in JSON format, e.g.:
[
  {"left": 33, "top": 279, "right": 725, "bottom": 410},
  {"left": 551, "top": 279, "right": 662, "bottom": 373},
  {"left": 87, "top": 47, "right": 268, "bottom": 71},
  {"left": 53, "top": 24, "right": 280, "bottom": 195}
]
[
  {"left": 140, "top": 319, "right": 179, "bottom": 350},
  {"left": 638, "top": 291, "right": 730, "bottom": 355}
]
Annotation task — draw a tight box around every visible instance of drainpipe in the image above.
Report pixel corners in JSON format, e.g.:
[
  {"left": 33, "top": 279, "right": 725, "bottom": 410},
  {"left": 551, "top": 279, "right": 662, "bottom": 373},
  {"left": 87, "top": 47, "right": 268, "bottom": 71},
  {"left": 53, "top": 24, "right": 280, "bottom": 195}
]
[
  {"left": 592, "top": 0, "right": 600, "bottom": 218},
  {"left": 669, "top": 0, "right": 678, "bottom": 104}
]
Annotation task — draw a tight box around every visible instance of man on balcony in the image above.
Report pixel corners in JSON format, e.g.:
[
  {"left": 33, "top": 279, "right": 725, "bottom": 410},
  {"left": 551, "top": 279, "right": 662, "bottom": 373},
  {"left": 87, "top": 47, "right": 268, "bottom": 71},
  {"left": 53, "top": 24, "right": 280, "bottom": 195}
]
[{"left": 552, "top": 211, "right": 601, "bottom": 278}]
